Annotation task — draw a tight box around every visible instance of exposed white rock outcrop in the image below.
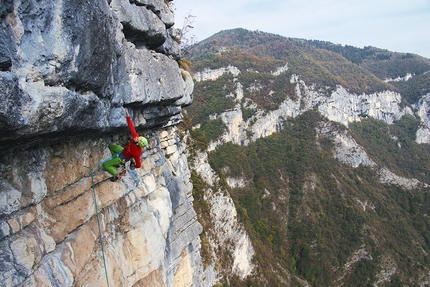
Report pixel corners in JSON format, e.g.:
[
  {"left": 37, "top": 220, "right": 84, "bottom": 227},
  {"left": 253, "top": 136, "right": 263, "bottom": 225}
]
[
  {"left": 384, "top": 73, "right": 413, "bottom": 82},
  {"left": 316, "top": 120, "right": 428, "bottom": 189},
  {"left": 226, "top": 177, "right": 247, "bottom": 189},
  {"left": 193, "top": 151, "right": 218, "bottom": 187},
  {"left": 318, "top": 87, "right": 410, "bottom": 126},
  {"left": 210, "top": 193, "right": 255, "bottom": 279},
  {"left": 217, "top": 109, "right": 249, "bottom": 146},
  {"left": 413, "top": 94, "right": 430, "bottom": 127},
  {"left": 378, "top": 168, "right": 428, "bottom": 190},
  {"left": 416, "top": 126, "right": 430, "bottom": 144},
  {"left": 355, "top": 198, "right": 375, "bottom": 212},
  {"left": 334, "top": 245, "right": 373, "bottom": 284},
  {"left": 374, "top": 256, "right": 397, "bottom": 286},
  {"left": 414, "top": 93, "right": 430, "bottom": 144},
  {"left": 418, "top": 271, "right": 430, "bottom": 287},
  {"left": 316, "top": 121, "right": 377, "bottom": 168},
  {"left": 192, "top": 151, "right": 255, "bottom": 279},
  {"left": 194, "top": 65, "right": 241, "bottom": 82},
  {"left": 272, "top": 63, "right": 289, "bottom": 76},
  {"left": 199, "top": 70, "right": 413, "bottom": 151},
  {"left": 344, "top": 246, "right": 373, "bottom": 270}
]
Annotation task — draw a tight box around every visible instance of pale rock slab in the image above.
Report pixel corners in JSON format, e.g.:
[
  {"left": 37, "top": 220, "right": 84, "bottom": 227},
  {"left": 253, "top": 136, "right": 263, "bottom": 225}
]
[
  {"left": 194, "top": 65, "right": 241, "bottom": 82},
  {"left": 193, "top": 150, "right": 255, "bottom": 280}
]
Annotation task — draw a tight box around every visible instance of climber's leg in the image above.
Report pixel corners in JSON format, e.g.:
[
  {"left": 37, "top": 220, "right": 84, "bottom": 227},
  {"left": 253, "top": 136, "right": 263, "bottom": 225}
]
[
  {"left": 108, "top": 144, "right": 123, "bottom": 156},
  {"left": 103, "top": 157, "right": 122, "bottom": 176}
]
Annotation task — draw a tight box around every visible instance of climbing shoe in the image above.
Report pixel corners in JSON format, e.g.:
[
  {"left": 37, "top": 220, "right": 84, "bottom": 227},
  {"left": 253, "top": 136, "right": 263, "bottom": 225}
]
[{"left": 110, "top": 175, "right": 120, "bottom": 182}]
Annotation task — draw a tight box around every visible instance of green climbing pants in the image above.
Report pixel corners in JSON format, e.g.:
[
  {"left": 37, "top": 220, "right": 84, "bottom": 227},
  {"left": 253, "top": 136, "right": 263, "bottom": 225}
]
[{"left": 103, "top": 144, "right": 124, "bottom": 176}]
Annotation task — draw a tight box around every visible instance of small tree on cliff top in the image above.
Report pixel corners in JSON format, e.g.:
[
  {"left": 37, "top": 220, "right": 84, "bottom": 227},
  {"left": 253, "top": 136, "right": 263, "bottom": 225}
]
[{"left": 170, "top": 1, "right": 198, "bottom": 58}]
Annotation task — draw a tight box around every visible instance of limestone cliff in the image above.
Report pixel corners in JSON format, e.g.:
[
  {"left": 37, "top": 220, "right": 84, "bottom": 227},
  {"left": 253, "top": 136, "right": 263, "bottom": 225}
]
[
  {"left": 0, "top": 0, "right": 212, "bottom": 286},
  {"left": 194, "top": 64, "right": 429, "bottom": 190}
]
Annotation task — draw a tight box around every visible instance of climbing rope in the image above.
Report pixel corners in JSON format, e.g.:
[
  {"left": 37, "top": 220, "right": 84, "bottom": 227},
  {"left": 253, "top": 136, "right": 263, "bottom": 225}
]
[{"left": 89, "top": 153, "right": 119, "bottom": 287}]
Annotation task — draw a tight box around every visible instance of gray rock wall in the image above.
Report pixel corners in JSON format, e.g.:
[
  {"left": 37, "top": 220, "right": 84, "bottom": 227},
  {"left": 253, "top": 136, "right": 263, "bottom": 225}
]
[
  {"left": 0, "top": 0, "right": 212, "bottom": 286},
  {"left": 0, "top": 0, "right": 192, "bottom": 150}
]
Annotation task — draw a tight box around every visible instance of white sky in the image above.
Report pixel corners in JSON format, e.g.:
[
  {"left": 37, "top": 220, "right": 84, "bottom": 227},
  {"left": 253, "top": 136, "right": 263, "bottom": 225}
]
[{"left": 172, "top": 0, "right": 430, "bottom": 58}]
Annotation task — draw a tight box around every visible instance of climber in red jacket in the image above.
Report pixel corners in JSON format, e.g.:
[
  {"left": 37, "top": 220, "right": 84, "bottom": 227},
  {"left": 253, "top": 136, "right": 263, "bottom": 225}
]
[{"left": 103, "top": 107, "right": 148, "bottom": 182}]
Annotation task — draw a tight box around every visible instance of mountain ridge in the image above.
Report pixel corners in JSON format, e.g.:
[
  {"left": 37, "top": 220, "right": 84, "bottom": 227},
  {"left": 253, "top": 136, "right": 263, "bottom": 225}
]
[
  {"left": 183, "top": 27, "right": 430, "bottom": 286},
  {"left": 189, "top": 28, "right": 430, "bottom": 104}
]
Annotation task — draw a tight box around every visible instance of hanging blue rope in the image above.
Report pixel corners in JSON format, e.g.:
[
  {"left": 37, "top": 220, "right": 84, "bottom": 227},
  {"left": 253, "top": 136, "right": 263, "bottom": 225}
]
[{"left": 89, "top": 152, "right": 119, "bottom": 287}]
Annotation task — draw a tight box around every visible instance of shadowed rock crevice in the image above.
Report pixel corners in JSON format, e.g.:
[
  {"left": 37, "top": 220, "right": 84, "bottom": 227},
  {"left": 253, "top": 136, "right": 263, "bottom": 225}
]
[{"left": 122, "top": 21, "right": 166, "bottom": 49}]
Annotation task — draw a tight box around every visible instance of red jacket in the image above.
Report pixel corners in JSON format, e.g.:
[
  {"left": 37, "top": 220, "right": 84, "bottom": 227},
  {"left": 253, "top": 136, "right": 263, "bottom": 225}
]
[{"left": 121, "top": 116, "right": 142, "bottom": 168}]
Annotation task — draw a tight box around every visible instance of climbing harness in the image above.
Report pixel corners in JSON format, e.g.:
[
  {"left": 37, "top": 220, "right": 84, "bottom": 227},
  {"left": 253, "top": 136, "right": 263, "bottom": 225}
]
[{"left": 89, "top": 152, "right": 120, "bottom": 287}]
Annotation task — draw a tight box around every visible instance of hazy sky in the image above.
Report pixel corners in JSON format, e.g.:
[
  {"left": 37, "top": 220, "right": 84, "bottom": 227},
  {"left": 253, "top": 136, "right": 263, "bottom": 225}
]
[{"left": 172, "top": 0, "right": 430, "bottom": 58}]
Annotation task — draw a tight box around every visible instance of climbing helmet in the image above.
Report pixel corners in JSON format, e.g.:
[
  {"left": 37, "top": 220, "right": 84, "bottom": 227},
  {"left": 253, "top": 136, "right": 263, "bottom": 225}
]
[{"left": 137, "top": 136, "right": 148, "bottom": 148}]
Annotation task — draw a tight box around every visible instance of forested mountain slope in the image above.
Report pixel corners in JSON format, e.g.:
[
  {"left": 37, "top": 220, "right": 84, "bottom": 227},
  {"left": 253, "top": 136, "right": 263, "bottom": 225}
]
[
  {"left": 182, "top": 28, "right": 430, "bottom": 286},
  {"left": 189, "top": 28, "right": 430, "bottom": 104}
]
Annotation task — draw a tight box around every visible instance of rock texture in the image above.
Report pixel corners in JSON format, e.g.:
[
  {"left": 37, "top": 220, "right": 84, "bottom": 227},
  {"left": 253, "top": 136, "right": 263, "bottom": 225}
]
[
  {"left": 0, "top": 0, "right": 192, "bottom": 149},
  {"left": 0, "top": 0, "right": 213, "bottom": 286},
  {"left": 192, "top": 151, "right": 255, "bottom": 282}
]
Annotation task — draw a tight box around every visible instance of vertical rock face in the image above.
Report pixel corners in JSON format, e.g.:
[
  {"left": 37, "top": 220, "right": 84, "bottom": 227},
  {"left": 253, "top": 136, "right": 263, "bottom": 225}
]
[
  {"left": 0, "top": 0, "right": 210, "bottom": 286},
  {"left": 0, "top": 0, "right": 192, "bottom": 146}
]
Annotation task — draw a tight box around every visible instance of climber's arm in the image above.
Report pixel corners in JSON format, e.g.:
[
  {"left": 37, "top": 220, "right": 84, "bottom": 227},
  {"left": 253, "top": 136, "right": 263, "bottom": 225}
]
[
  {"left": 125, "top": 108, "right": 139, "bottom": 138},
  {"left": 133, "top": 156, "right": 141, "bottom": 168}
]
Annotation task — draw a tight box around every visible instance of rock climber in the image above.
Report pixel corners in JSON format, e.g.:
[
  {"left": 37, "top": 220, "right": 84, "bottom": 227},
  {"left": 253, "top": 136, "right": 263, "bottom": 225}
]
[{"left": 103, "top": 107, "right": 148, "bottom": 182}]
